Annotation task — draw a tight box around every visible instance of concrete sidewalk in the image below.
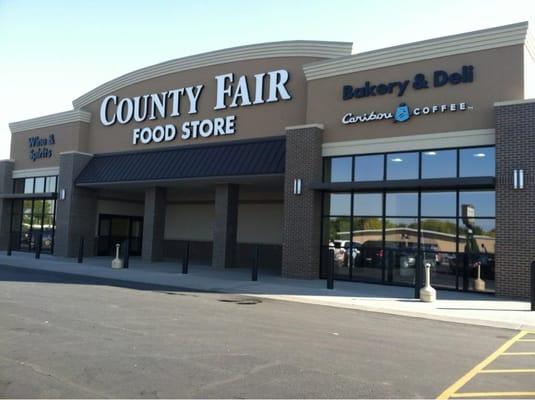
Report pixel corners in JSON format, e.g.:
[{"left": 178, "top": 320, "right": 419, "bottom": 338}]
[{"left": 0, "top": 251, "right": 531, "bottom": 331}]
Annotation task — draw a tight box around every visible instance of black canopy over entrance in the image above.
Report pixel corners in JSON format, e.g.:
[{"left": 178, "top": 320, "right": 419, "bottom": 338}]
[{"left": 76, "top": 136, "right": 285, "bottom": 186}]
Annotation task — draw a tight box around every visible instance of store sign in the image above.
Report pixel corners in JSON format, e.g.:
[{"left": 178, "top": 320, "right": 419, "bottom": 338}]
[
  {"left": 99, "top": 69, "right": 292, "bottom": 145},
  {"left": 28, "top": 134, "right": 55, "bottom": 162},
  {"left": 342, "top": 65, "right": 474, "bottom": 100},
  {"left": 342, "top": 102, "right": 472, "bottom": 125}
]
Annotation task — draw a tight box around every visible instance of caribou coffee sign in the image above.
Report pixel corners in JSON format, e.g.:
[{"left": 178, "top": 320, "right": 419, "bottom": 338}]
[
  {"left": 99, "top": 69, "right": 291, "bottom": 145},
  {"left": 342, "top": 102, "right": 473, "bottom": 126}
]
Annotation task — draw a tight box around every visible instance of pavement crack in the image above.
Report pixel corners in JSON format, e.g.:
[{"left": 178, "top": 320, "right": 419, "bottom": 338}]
[{"left": 0, "top": 355, "right": 108, "bottom": 398}]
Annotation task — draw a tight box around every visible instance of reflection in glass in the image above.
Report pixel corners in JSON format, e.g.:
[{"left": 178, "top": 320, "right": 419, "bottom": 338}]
[
  {"left": 421, "top": 192, "right": 456, "bottom": 217},
  {"left": 323, "top": 217, "right": 351, "bottom": 277},
  {"left": 355, "top": 154, "right": 384, "bottom": 182},
  {"left": 459, "top": 147, "right": 495, "bottom": 177},
  {"left": 324, "top": 157, "right": 352, "bottom": 182},
  {"left": 45, "top": 176, "right": 57, "bottom": 193},
  {"left": 352, "top": 217, "right": 383, "bottom": 282},
  {"left": 459, "top": 191, "right": 495, "bottom": 218},
  {"left": 386, "top": 192, "right": 418, "bottom": 216},
  {"left": 458, "top": 218, "right": 495, "bottom": 293},
  {"left": 386, "top": 152, "right": 418, "bottom": 180},
  {"left": 24, "top": 178, "right": 33, "bottom": 194},
  {"left": 34, "top": 177, "right": 45, "bottom": 193},
  {"left": 324, "top": 193, "right": 351, "bottom": 216},
  {"left": 384, "top": 218, "right": 418, "bottom": 285},
  {"left": 353, "top": 193, "right": 382, "bottom": 216},
  {"left": 421, "top": 149, "right": 456, "bottom": 178}
]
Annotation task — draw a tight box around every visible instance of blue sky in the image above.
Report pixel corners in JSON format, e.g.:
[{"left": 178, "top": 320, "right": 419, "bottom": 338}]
[{"left": 0, "top": 0, "right": 534, "bottom": 159}]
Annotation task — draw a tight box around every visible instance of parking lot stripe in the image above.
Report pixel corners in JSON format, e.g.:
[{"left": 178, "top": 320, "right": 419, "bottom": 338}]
[
  {"left": 517, "top": 339, "right": 535, "bottom": 342},
  {"left": 480, "top": 369, "right": 535, "bottom": 373},
  {"left": 436, "top": 330, "right": 528, "bottom": 400},
  {"left": 502, "top": 352, "right": 535, "bottom": 356},
  {"left": 450, "top": 392, "right": 535, "bottom": 398}
]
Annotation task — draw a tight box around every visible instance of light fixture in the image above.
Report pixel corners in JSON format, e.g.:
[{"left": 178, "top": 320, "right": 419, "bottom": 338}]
[
  {"left": 423, "top": 151, "right": 437, "bottom": 156},
  {"left": 293, "top": 178, "right": 302, "bottom": 195},
  {"left": 391, "top": 158, "right": 403, "bottom": 162},
  {"left": 59, "top": 188, "right": 66, "bottom": 200},
  {"left": 473, "top": 153, "right": 486, "bottom": 158}
]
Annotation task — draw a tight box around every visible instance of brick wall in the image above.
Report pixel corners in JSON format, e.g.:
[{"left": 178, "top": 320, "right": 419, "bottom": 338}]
[
  {"left": 282, "top": 125, "right": 323, "bottom": 279},
  {"left": 495, "top": 100, "right": 535, "bottom": 299}
]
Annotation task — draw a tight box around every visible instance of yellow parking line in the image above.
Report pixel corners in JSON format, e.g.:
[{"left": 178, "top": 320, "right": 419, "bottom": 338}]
[
  {"left": 502, "top": 352, "right": 535, "bottom": 356},
  {"left": 450, "top": 392, "right": 535, "bottom": 398},
  {"left": 436, "top": 330, "right": 528, "bottom": 400},
  {"left": 480, "top": 369, "right": 535, "bottom": 373}
]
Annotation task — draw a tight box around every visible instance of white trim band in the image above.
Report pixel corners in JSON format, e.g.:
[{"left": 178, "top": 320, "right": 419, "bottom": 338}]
[
  {"left": 322, "top": 129, "right": 495, "bottom": 156},
  {"left": 72, "top": 41, "right": 353, "bottom": 109},
  {"left": 494, "top": 98, "right": 535, "bottom": 107},
  {"left": 9, "top": 110, "right": 92, "bottom": 134},
  {"left": 286, "top": 123, "right": 325, "bottom": 131},
  {"left": 304, "top": 22, "right": 529, "bottom": 80},
  {"left": 13, "top": 167, "right": 60, "bottom": 179}
]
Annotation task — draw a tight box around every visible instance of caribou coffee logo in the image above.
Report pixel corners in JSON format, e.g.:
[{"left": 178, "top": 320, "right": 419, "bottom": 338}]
[{"left": 342, "top": 102, "right": 472, "bottom": 126}]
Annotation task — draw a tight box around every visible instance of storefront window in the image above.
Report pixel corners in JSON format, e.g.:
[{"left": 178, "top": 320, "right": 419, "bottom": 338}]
[
  {"left": 324, "top": 157, "right": 352, "bottom": 182},
  {"left": 459, "top": 191, "right": 495, "bottom": 217},
  {"left": 24, "top": 178, "right": 34, "bottom": 194},
  {"left": 386, "top": 192, "right": 418, "bottom": 216},
  {"left": 421, "top": 191, "right": 456, "bottom": 217},
  {"left": 421, "top": 149, "right": 457, "bottom": 179},
  {"left": 386, "top": 152, "right": 418, "bottom": 180},
  {"left": 459, "top": 147, "right": 495, "bottom": 177},
  {"left": 353, "top": 193, "right": 382, "bottom": 216},
  {"left": 34, "top": 177, "right": 45, "bottom": 193},
  {"left": 354, "top": 154, "right": 384, "bottom": 182},
  {"left": 45, "top": 176, "right": 57, "bottom": 193},
  {"left": 384, "top": 217, "right": 418, "bottom": 285},
  {"left": 324, "top": 193, "right": 351, "bottom": 216}
]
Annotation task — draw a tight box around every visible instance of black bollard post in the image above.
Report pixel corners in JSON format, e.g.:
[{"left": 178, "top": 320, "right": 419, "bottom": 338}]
[
  {"left": 531, "top": 261, "right": 535, "bottom": 311},
  {"left": 182, "top": 241, "right": 190, "bottom": 274},
  {"left": 7, "top": 232, "right": 12, "bottom": 256},
  {"left": 252, "top": 245, "right": 259, "bottom": 281},
  {"left": 77, "top": 236, "right": 84, "bottom": 263},
  {"left": 123, "top": 239, "right": 130, "bottom": 269},
  {"left": 35, "top": 233, "right": 41, "bottom": 259},
  {"left": 327, "top": 249, "right": 334, "bottom": 289}
]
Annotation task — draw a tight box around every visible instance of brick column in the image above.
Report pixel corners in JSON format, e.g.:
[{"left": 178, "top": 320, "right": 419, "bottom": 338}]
[
  {"left": 212, "top": 184, "right": 239, "bottom": 268},
  {"left": 142, "top": 187, "right": 166, "bottom": 262},
  {"left": 55, "top": 152, "right": 97, "bottom": 257},
  {"left": 0, "top": 160, "right": 14, "bottom": 250},
  {"left": 282, "top": 124, "right": 323, "bottom": 279},
  {"left": 495, "top": 99, "right": 535, "bottom": 299}
]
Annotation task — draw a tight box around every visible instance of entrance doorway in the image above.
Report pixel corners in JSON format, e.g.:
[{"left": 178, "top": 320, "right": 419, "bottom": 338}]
[{"left": 97, "top": 214, "right": 143, "bottom": 256}]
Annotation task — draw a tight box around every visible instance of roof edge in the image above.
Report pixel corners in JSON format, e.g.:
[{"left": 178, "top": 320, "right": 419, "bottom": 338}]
[
  {"left": 9, "top": 110, "right": 92, "bottom": 134},
  {"left": 303, "top": 22, "right": 529, "bottom": 80},
  {"left": 72, "top": 40, "right": 353, "bottom": 109}
]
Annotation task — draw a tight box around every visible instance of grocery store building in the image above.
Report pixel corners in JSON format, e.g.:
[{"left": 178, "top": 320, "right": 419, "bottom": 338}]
[{"left": 3, "top": 22, "right": 535, "bottom": 298}]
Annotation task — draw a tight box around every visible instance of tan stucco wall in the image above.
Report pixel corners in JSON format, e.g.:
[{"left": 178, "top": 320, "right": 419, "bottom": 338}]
[
  {"left": 80, "top": 56, "right": 321, "bottom": 154},
  {"left": 307, "top": 45, "right": 525, "bottom": 143},
  {"left": 10, "top": 121, "right": 89, "bottom": 170},
  {"left": 237, "top": 202, "right": 283, "bottom": 244},
  {"left": 165, "top": 203, "right": 215, "bottom": 241}
]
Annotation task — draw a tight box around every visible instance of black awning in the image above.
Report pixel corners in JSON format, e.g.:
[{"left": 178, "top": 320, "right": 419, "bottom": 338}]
[{"left": 76, "top": 136, "right": 285, "bottom": 185}]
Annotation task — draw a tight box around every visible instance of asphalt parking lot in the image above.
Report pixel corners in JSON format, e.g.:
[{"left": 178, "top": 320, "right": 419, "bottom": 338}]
[{"left": 0, "top": 266, "right": 532, "bottom": 398}]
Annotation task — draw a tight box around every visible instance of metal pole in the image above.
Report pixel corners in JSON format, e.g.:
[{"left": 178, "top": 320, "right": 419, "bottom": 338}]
[
  {"left": 123, "top": 239, "right": 130, "bottom": 269},
  {"left": 531, "top": 261, "right": 535, "bottom": 311},
  {"left": 35, "top": 232, "right": 41, "bottom": 259},
  {"left": 7, "top": 232, "right": 12, "bottom": 256},
  {"left": 252, "top": 245, "right": 259, "bottom": 281},
  {"left": 182, "top": 241, "right": 190, "bottom": 274},
  {"left": 77, "top": 236, "right": 84, "bottom": 263},
  {"left": 327, "top": 249, "right": 334, "bottom": 289}
]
